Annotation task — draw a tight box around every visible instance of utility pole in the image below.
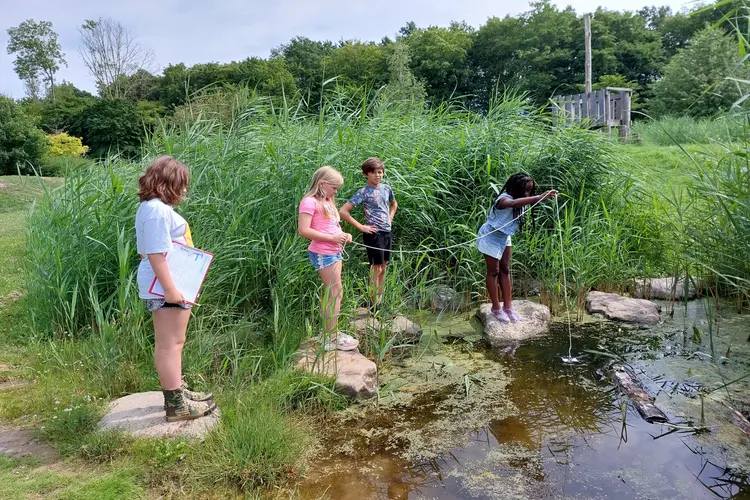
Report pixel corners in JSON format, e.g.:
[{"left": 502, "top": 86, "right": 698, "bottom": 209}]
[{"left": 584, "top": 14, "right": 592, "bottom": 94}]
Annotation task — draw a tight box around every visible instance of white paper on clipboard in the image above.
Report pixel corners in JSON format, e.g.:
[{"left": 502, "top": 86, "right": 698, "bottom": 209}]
[{"left": 149, "top": 242, "right": 214, "bottom": 305}]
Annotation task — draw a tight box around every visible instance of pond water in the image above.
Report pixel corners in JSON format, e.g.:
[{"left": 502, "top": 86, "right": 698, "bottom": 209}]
[{"left": 297, "top": 300, "right": 750, "bottom": 499}]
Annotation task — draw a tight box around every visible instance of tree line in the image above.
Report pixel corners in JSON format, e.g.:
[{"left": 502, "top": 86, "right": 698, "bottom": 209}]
[{"left": 2, "top": 0, "right": 748, "bottom": 173}]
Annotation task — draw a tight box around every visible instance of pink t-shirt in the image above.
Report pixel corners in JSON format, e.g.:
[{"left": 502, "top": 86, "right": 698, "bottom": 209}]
[{"left": 299, "top": 196, "right": 343, "bottom": 255}]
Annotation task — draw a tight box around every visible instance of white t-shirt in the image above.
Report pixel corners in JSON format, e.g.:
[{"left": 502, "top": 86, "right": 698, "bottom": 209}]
[{"left": 135, "top": 198, "right": 194, "bottom": 299}]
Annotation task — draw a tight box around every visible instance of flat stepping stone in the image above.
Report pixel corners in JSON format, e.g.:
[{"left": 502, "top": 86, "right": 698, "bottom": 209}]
[
  {"left": 632, "top": 277, "right": 696, "bottom": 300},
  {"left": 586, "top": 291, "right": 661, "bottom": 324},
  {"left": 99, "top": 391, "right": 220, "bottom": 439},
  {"left": 294, "top": 340, "right": 377, "bottom": 399},
  {"left": 477, "top": 300, "right": 551, "bottom": 347}
]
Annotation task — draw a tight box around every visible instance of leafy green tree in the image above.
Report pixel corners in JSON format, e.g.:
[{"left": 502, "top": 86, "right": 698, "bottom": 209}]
[
  {"left": 405, "top": 22, "right": 474, "bottom": 104},
  {"left": 6, "top": 19, "right": 66, "bottom": 101},
  {"left": 324, "top": 41, "right": 389, "bottom": 89},
  {"left": 470, "top": 2, "right": 580, "bottom": 106},
  {"left": 380, "top": 41, "right": 426, "bottom": 112},
  {"left": 0, "top": 95, "right": 48, "bottom": 174},
  {"left": 649, "top": 27, "right": 748, "bottom": 117},
  {"left": 591, "top": 9, "right": 664, "bottom": 89},
  {"left": 69, "top": 99, "right": 143, "bottom": 157},
  {"left": 272, "top": 37, "right": 334, "bottom": 107},
  {"left": 38, "top": 83, "right": 96, "bottom": 133}
]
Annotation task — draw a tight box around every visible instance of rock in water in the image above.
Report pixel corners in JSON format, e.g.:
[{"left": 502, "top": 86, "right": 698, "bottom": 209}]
[
  {"left": 99, "top": 392, "right": 220, "bottom": 439},
  {"left": 586, "top": 291, "right": 661, "bottom": 324},
  {"left": 632, "top": 277, "right": 696, "bottom": 300},
  {"left": 351, "top": 308, "right": 422, "bottom": 346},
  {"left": 476, "top": 301, "right": 551, "bottom": 347},
  {"left": 293, "top": 339, "right": 377, "bottom": 399},
  {"left": 431, "top": 285, "right": 464, "bottom": 313}
]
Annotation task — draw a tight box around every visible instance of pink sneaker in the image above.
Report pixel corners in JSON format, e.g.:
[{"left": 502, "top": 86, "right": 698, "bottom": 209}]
[
  {"left": 491, "top": 308, "right": 510, "bottom": 323},
  {"left": 504, "top": 307, "right": 521, "bottom": 323},
  {"left": 323, "top": 332, "right": 359, "bottom": 351}
]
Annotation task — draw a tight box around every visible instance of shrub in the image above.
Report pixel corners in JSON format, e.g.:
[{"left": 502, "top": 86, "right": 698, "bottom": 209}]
[
  {"left": 46, "top": 132, "right": 89, "bottom": 157},
  {"left": 0, "top": 95, "right": 48, "bottom": 175}
]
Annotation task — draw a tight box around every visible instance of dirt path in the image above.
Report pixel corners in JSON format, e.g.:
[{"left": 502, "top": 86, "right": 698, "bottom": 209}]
[{"left": 0, "top": 425, "right": 58, "bottom": 463}]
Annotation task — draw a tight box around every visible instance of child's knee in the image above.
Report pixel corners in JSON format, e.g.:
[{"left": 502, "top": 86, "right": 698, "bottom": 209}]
[{"left": 499, "top": 261, "right": 510, "bottom": 275}]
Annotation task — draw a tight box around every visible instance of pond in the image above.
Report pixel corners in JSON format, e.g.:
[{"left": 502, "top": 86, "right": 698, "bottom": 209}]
[{"left": 297, "top": 299, "right": 750, "bottom": 499}]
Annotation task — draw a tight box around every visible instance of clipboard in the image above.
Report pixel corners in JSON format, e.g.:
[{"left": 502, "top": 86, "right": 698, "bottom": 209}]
[{"left": 148, "top": 241, "right": 214, "bottom": 305}]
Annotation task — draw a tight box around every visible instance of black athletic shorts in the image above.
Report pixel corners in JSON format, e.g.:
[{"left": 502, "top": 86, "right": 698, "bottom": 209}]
[{"left": 362, "top": 231, "right": 392, "bottom": 265}]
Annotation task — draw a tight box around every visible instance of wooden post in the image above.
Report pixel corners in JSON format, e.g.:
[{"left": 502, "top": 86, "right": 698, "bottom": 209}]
[
  {"left": 584, "top": 15, "right": 592, "bottom": 95},
  {"left": 619, "top": 91, "right": 631, "bottom": 141}
]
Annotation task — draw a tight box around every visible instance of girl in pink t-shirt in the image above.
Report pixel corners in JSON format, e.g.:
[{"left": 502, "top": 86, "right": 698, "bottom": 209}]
[{"left": 298, "top": 166, "right": 359, "bottom": 351}]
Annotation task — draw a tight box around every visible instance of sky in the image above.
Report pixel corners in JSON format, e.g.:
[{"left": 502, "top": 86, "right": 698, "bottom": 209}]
[{"left": 0, "top": 0, "right": 695, "bottom": 98}]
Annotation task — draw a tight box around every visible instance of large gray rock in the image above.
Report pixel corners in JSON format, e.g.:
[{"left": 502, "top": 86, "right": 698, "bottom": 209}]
[
  {"left": 430, "top": 285, "right": 464, "bottom": 313},
  {"left": 351, "top": 308, "right": 422, "bottom": 345},
  {"left": 477, "top": 300, "right": 551, "bottom": 346},
  {"left": 294, "top": 339, "right": 377, "bottom": 399},
  {"left": 586, "top": 291, "right": 661, "bottom": 324},
  {"left": 632, "top": 277, "right": 696, "bottom": 300},
  {"left": 99, "top": 392, "right": 220, "bottom": 439}
]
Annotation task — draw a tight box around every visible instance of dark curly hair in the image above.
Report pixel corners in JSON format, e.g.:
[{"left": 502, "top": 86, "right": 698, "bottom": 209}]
[{"left": 498, "top": 172, "right": 536, "bottom": 230}]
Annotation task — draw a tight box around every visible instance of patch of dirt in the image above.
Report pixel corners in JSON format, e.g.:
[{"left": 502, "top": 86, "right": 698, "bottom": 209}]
[
  {"left": 0, "top": 425, "right": 58, "bottom": 464},
  {"left": 0, "top": 182, "right": 7, "bottom": 189},
  {"left": 0, "top": 378, "right": 30, "bottom": 391},
  {"left": 0, "top": 291, "right": 23, "bottom": 308}
]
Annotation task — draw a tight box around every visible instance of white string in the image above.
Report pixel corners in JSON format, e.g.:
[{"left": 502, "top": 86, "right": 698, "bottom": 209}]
[
  {"left": 345, "top": 195, "right": 549, "bottom": 255},
  {"left": 555, "top": 196, "right": 574, "bottom": 361}
]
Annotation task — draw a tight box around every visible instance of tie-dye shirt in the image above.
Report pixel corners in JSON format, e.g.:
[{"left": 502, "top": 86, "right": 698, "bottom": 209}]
[
  {"left": 347, "top": 183, "right": 395, "bottom": 232},
  {"left": 135, "top": 198, "right": 194, "bottom": 299}
]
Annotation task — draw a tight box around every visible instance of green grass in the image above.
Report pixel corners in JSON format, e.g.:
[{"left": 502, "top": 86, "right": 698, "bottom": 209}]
[
  {"left": 632, "top": 115, "right": 746, "bottom": 146},
  {"left": 0, "top": 456, "right": 144, "bottom": 500}
]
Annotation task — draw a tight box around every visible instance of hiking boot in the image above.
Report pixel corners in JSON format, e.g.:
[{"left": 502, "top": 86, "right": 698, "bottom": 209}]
[
  {"left": 163, "top": 381, "right": 214, "bottom": 410},
  {"left": 163, "top": 388, "right": 216, "bottom": 422},
  {"left": 181, "top": 381, "right": 213, "bottom": 402}
]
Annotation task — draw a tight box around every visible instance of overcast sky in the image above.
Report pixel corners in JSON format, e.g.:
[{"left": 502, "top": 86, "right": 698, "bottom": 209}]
[{"left": 1, "top": 0, "right": 695, "bottom": 98}]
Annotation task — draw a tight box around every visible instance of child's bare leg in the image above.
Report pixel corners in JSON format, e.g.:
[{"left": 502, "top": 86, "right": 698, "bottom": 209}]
[
  {"left": 370, "top": 263, "right": 387, "bottom": 305},
  {"left": 318, "top": 260, "right": 343, "bottom": 334},
  {"left": 153, "top": 308, "right": 190, "bottom": 390},
  {"left": 484, "top": 254, "right": 501, "bottom": 310},
  {"left": 499, "top": 246, "right": 512, "bottom": 310}
]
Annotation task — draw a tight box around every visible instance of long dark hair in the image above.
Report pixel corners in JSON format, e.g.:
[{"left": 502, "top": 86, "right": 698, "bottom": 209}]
[{"left": 498, "top": 172, "right": 536, "bottom": 231}]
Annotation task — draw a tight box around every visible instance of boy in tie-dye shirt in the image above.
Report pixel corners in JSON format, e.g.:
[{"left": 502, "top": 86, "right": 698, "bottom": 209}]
[{"left": 340, "top": 157, "right": 398, "bottom": 312}]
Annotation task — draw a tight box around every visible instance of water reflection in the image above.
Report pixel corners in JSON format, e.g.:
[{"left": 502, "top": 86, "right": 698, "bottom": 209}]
[{"left": 297, "top": 316, "right": 750, "bottom": 499}]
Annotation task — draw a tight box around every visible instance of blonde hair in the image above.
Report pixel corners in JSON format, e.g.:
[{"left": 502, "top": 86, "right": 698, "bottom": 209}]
[{"left": 303, "top": 166, "right": 344, "bottom": 220}]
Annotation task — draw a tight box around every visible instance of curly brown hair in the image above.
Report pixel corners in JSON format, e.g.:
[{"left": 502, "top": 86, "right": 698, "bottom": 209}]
[
  {"left": 138, "top": 156, "right": 190, "bottom": 205},
  {"left": 361, "top": 157, "right": 384, "bottom": 175}
]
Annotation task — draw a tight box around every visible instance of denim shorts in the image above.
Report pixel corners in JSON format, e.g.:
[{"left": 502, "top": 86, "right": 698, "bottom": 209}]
[
  {"left": 308, "top": 251, "right": 343, "bottom": 271},
  {"left": 145, "top": 299, "right": 192, "bottom": 312}
]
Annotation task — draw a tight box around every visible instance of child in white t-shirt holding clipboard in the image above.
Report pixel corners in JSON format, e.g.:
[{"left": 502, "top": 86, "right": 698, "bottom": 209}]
[{"left": 135, "top": 156, "right": 216, "bottom": 422}]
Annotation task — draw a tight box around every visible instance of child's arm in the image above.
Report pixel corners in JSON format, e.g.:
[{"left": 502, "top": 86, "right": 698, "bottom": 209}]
[
  {"left": 339, "top": 202, "right": 377, "bottom": 234},
  {"left": 298, "top": 213, "right": 352, "bottom": 243},
  {"left": 496, "top": 190, "right": 557, "bottom": 209},
  {"left": 389, "top": 199, "right": 398, "bottom": 222},
  {"left": 148, "top": 253, "right": 184, "bottom": 303}
]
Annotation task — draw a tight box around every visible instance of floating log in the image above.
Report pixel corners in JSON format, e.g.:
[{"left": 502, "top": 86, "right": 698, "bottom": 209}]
[
  {"left": 613, "top": 365, "right": 669, "bottom": 424},
  {"left": 720, "top": 400, "right": 750, "bottom": 436}
]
